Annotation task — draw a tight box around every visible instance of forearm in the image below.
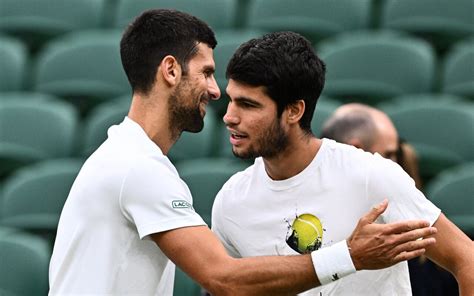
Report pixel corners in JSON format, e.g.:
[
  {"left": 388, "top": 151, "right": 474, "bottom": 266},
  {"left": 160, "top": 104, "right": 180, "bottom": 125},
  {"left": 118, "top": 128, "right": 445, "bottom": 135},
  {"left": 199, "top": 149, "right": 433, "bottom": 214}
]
[
  {"left": 154, "top": 227, "right": 320, "bottom": 295},
  {"left": 425, "top": 214, "right": 474, "bottom": 296},
  {"left": 456, "top": 263, "right": 474, "bottom": 296},
  {"left": 205, "top": 255, "right": 318, "bottom": 296},
  {"left": 431, "top": 241, "right": 474, "bottom": 296}
]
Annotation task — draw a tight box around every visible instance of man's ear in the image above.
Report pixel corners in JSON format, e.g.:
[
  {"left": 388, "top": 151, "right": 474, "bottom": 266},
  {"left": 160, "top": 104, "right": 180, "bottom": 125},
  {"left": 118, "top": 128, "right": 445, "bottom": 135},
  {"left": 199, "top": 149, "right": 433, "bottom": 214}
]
[
  {"left": 159, "top": 55, "right": 181, "bottom": 87},
  {"left": 286, "top": 100, "right": 306, "bottom": 124}
]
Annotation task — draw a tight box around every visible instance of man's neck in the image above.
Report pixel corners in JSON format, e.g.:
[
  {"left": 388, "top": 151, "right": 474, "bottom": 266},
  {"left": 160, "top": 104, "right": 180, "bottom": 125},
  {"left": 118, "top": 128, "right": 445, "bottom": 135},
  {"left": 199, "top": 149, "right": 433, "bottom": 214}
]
[
  {"left": 263, "top": 134, "right": 322, "bottom": 181},
  {"left": 128, "top": 93, "right": 177, "bottom": 155}
]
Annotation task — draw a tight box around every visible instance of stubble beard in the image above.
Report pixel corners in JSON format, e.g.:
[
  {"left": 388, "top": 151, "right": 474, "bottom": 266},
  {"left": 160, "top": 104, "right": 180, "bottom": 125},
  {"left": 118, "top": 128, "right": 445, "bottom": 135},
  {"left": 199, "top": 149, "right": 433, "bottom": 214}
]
[
  {"left": 168, "top": 79, "right": 206, "bottom": 141},
  {"left": 233, "top": 117, "right": 290, "bottom": 160}
]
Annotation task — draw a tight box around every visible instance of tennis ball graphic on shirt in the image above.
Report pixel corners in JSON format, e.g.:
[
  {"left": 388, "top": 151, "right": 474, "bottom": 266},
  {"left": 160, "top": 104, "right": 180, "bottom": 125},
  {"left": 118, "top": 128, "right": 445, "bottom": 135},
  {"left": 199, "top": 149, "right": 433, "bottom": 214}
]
[{"left": 286, "top": 214, "right": 323, "bottom": 254}]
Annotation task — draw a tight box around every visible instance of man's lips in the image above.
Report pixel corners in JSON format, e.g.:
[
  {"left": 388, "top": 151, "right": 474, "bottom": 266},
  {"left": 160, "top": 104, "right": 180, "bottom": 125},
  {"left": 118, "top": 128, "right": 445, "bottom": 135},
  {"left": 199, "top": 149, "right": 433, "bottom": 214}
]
[{"left": 227, "top": 128, "right": 248, "bottom": 145}]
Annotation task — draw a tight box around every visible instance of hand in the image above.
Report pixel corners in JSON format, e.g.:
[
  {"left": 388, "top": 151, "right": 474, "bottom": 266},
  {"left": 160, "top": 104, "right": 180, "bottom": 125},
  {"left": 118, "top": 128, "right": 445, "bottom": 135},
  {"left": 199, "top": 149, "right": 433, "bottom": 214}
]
[{"left": 347, "top": 199, "right": 437, "bottom": 270}]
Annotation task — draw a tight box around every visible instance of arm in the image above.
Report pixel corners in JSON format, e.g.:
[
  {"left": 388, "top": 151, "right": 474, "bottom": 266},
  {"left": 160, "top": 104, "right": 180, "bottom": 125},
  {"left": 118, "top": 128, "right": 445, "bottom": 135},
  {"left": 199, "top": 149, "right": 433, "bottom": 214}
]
[
  {"left": 424, "top": 214, "right": 474, "bottom": 296},
  {"left": 366, "top": 155, "right": 472, "bottom": 294},
  {"left": 152, "top": 200, "right": 436, "bottom": 296}
]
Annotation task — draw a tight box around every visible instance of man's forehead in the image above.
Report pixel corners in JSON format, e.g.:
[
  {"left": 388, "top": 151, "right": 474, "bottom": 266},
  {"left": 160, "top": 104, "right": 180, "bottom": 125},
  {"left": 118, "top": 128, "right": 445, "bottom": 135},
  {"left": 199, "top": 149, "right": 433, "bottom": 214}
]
[
  {"left": 192, "top": 43, "right": 214, "bottom": 62},
  {"left": 226, "top": 80, "right": 271, "bottom": 101}
]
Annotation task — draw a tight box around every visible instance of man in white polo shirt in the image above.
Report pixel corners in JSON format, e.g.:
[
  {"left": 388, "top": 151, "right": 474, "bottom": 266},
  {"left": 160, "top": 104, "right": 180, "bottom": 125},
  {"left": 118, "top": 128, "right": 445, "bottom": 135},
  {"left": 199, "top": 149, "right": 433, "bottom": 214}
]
[{"left": 49, "top": 10, "right": 438, "bottom": 295}]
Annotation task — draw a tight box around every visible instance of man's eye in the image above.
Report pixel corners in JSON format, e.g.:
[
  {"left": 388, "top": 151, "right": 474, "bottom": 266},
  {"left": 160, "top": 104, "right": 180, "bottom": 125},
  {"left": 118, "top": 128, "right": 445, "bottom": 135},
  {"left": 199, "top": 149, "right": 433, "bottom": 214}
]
[{"left": 240, "top": 102, "right": 254, "bottom": 108}]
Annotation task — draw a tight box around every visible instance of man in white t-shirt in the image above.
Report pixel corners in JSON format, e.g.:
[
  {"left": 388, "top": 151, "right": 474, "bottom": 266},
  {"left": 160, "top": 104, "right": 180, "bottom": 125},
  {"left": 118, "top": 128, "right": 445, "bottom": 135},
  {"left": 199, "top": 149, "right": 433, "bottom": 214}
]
[
  {"left": 212, "top": 31, "right": 473, "bottom": 295},
  {"left": 49, "top": 10, "right": 439, "bottom": 295}
]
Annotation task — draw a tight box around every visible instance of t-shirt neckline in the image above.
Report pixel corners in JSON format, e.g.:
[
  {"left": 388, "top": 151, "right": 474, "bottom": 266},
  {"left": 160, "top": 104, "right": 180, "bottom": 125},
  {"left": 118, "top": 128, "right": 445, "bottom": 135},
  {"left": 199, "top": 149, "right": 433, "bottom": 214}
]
[{"left": 260, "top": 138, "right": 328, "bottom": 191}]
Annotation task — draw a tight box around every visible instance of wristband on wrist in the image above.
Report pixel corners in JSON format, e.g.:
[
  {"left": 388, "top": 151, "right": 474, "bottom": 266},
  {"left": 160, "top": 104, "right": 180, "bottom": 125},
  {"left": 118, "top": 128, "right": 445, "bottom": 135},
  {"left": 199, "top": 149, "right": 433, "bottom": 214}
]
[{"left": 310, "top": 240, "right": 356, "bottom": 285}]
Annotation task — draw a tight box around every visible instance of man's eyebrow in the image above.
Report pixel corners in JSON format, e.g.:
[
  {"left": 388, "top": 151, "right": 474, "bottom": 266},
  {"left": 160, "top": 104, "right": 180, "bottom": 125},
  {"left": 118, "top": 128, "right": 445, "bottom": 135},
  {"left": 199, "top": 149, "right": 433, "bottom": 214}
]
[
  {"left": 232, "top": 96, "right": 262, "bottom": 107},
  {"left": 203, "top": 65, "right": 215, "bottom": 73}
]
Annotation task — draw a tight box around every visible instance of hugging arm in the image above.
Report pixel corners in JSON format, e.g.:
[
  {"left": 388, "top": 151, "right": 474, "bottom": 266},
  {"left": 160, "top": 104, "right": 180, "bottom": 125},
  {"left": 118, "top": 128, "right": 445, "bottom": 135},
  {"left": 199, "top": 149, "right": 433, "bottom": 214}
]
[{"left": 152, "top": 200, "right": 436, "bottom": 295}]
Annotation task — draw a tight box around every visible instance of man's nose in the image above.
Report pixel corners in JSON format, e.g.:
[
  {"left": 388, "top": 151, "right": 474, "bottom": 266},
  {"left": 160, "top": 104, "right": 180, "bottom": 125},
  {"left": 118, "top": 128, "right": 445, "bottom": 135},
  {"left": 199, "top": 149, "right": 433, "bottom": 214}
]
[{"left": 208, "top": 76, "right": 221, "bottom": 100}]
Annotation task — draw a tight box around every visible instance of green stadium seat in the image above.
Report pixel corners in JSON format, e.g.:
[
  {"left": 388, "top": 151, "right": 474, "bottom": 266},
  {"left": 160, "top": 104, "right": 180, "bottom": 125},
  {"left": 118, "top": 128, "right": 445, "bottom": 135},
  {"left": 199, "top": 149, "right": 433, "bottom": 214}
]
[
  {"left": 379, "top": 93, "right": 469, "bottom": 107},
  {"left": 212, "top": 29, "right": 267, "bottom": 115},
  {"left": 33, "top": 30, "right": 130, "bottom": 113},
  {"left": 246, "top": 0, "right": 371, "bottom": 43},
  {"left": 312, "top": 96, "right": 342, "bottom": 137},
  {"left": 0, "top": 99, "right": 78, "bottom": 177},
  {"left": 0, "top": 91, "right": 60, "bottom": 104},
  {"left": 441, "top": 38, "right": 474, "bottom": 100},
  {"left": 318, "top": 31, "right": 436, "bottom": 105},
  {"left": 0, "top": 0, "right": 107, "bottom": 50},
  {"left": 381, "top": 0, "right": 474, "bottom": 52},
  {"left": 0, "top": 35, "right": 27, "bottom": 91},
  {"left": 381, "top": 101, "right": 474, "bottom": 181},
  {"left": 174, "top": 267, "right": 201, "bottom": 296},
  {"left": 0, "top": 231, "right": 50, "bottom": 296},
  {"left": 169, "top": 107, "right": 220, "bottom": 163},
  {"left": 0, "top": 159, "right": 83, "bottom": 231},
  {"left": 425, "top": 163, "right": 474, "bottom": 236},
  {"left": 113, "top": 0, "right": 238, "bottom": 29},
  {"left": 0, "top": 226, "right": 20, "bottom": 237},
  {"left": 176, "top": 158, "right": 250, "bottom": 225},
  {"left": 81, "top": 96, "right": 130, "bottom": 157}
]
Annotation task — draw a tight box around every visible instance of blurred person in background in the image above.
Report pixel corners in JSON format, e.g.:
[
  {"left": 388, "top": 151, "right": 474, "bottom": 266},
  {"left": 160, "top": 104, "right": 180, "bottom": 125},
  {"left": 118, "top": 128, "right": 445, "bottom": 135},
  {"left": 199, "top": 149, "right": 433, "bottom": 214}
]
[{"left": 320, "top": 103, "right": 422, "bottom": 189}]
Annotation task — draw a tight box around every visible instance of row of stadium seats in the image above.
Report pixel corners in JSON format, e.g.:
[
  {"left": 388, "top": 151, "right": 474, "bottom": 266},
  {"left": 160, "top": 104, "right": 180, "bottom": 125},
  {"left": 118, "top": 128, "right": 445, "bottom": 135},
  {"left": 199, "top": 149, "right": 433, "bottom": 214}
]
[
  {"left": 0, "top": 0, "right": 472, "bottom": 52},
  {"left": 1, "top": 93, "right": 472, "bottom": 180},
  {"left": 1, "top": 158, "right": 472, "bottom": 295},
  {"left": 0, "top": 228, "right": 202, "bottom": 295},
  {"left": 1, "top": 30, "right": 473, "bottom": 114}
]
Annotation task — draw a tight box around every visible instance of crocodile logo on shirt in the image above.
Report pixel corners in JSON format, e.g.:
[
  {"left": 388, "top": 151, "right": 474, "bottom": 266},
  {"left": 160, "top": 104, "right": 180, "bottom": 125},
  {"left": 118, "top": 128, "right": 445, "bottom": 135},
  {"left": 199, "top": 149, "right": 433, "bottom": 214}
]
[{"left": 172, "top": 200, "right": 192, "bottom": 209}]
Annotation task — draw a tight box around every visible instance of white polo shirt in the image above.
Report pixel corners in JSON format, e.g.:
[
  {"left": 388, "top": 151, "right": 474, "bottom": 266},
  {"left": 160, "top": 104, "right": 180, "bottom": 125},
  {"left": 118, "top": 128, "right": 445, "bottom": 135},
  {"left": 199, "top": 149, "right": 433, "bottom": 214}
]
[{"left": 49, "top": 117, "right": 206, "bottom": 295}]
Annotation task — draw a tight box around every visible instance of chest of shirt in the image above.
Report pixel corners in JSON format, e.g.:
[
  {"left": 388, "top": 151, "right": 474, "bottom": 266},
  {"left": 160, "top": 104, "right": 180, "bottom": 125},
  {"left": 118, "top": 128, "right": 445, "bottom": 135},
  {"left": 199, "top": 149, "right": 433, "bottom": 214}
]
[{"left": 222, "top": 184, "right": 373, "bottom": 257}]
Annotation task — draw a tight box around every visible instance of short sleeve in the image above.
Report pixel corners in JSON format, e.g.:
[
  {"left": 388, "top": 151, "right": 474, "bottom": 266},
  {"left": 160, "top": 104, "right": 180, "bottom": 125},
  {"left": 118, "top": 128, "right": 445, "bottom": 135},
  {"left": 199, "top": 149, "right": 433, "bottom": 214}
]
[
  {"left": 120, "top": 157, "right": 206, "bottom": 239},
  {"left": 212, "top": 186, "right": 242, "bottom": 258},
  {"left": 367, "top": 154, "right": 441, "bottom": 226}
]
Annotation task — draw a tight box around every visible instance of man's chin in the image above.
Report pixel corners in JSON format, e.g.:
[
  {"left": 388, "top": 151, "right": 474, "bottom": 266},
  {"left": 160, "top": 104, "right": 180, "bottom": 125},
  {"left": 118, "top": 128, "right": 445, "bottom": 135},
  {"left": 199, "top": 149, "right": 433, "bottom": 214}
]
[
  {"left": 232, "top": 148, "right": 256, "bottom": 160},
  {"left": 183, "top": 121, "right": 204, "bottom": 133}
]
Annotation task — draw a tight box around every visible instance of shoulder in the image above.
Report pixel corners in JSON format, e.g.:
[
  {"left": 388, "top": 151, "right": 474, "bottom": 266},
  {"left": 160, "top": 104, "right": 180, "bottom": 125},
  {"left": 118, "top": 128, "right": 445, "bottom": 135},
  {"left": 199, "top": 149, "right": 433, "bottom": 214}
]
[
  {"left": 319, "top": 139, "right": 379, "bottom": 182},
  {"left": 122, "top": 154, "right": 184, "bottom": 194},
  {"left": 321, "top": 138, "right": 375, "bottom": 164}
]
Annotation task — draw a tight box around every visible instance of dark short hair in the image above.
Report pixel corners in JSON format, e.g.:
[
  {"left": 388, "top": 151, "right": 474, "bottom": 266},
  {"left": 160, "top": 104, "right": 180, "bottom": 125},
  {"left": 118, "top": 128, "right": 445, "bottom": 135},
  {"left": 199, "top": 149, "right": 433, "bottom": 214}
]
[
  {"left": 120, "top": 9, "right": 217, "bottom": 94},
  {"left": 320, "top": 110, "right": 376, "bottom": 149},
  {"left": 226, "top": 31, "right": 326, "bottom": 133}
]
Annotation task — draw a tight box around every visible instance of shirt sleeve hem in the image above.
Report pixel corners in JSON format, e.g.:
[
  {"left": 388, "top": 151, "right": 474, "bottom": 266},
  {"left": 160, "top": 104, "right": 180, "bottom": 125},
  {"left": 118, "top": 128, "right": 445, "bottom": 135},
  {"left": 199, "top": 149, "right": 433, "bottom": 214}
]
[{"left": 138, "top": 216, "right": 207, "bottom": 239}]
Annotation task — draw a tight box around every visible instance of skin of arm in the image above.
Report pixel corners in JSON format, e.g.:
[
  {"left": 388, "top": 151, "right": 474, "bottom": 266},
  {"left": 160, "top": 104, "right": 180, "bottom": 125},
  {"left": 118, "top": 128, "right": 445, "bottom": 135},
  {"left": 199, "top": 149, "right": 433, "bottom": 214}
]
[
  {"left": 424, "top": 213, "right": 474, "bottom": 296},
  {"left": 152, "top": 200, "right": 437, "bottom": 296}
]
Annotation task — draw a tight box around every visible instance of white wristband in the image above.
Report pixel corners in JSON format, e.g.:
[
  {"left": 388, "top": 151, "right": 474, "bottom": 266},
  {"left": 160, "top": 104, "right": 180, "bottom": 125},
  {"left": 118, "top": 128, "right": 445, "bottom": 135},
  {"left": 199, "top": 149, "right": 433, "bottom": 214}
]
[{"left": 310, "top": 240, "right": 356, "bottom": 285}]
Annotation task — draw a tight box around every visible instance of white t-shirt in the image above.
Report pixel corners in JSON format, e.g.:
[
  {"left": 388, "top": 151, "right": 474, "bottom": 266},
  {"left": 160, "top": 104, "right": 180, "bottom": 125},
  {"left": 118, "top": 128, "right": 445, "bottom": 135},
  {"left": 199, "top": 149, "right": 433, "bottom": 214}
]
[
  {"left": 212, "top": 139, "right": 440, "bottom": 296},
  {"left": 49, "top": 117, "right": 206, "bottom": 295}
]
